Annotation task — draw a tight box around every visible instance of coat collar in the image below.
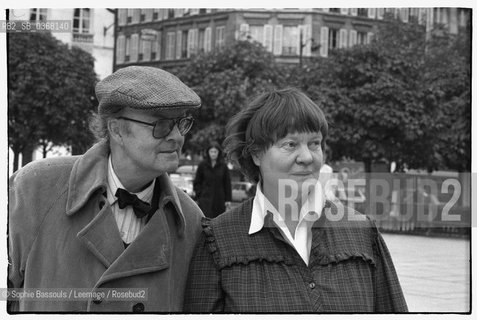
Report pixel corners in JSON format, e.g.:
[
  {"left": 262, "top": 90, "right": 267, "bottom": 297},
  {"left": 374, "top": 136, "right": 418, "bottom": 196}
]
[{"left": 65, "top": 140, "right": 186, "bottom": 235}]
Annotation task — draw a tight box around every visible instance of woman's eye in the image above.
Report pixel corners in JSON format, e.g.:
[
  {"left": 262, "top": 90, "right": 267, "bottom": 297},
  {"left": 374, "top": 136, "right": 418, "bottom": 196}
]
[
  {"left": 309, "top": 141, "right": 322, "bottom": 150},
  {"left": 282, "top": 141, "right": 296, "bottom": 149}
]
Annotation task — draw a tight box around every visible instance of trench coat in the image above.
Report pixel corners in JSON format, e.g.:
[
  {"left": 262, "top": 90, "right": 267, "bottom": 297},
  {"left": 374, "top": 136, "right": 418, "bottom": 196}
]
[
  {"left": 8, "top": 141, "right": 203, "bottom": 312},
  {"left": 193, "top": 161, "right": 231, "bottom": 218}
]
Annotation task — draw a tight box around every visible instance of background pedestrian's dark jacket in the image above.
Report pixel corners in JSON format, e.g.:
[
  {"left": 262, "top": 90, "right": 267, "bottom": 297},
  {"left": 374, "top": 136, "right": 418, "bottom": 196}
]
[{"left": 193, "top": 160, "right": 232, "bottom": 218}]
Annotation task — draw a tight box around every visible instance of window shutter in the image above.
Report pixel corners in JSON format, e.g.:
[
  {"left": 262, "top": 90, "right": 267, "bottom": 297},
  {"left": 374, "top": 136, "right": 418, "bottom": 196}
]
[
  {"left": 322, "top": 8, "right": 329, "bottom": 12},
  {"left": 426, "top": 8, "right": 434, "bottom": 32},
  {"left": 187, "top": 29, "right": 194, "bottom": 57},
  {"left": 418, "top": 8, "right": 426, "bottom": 25},
  {"left": 341, "top": 8, "right": 349, "bottom": 15},
  {"left": 132, "top": 9, "right": 140, "bottom": 23},
  {"left": 125, "top": 37, "right": 130, "bottom": 58},
  {"left": 259, "top": 24, "right": 272, "bottom": 52},
  {"left": 339, "top": 29, "right": 348, "bottom": 48},
  {"left": 320, "top": 26, "right": 329, "bottom": 57},
  {"left": 377, "top": 8, "right": 384, "bottom": 19},
  {"left": 350, "top": 8, "right": 357, "bottom": 16},
  {"left": 116, "top": 35, "right": 125, "bottom": 63},
  {"left": 303, "top": 24, "right": 312, "bottom": 56},
  {"left": 145, "top": 9, "right": 153, "bottom": 22},
  {"left": 402, "top": 8, "right": 409, "bottom": 22},
  {"left": 204, "top": 27, "right": 212, "bottom": 52},
  {"left": 130, "top": 34, "right": 139, "bottom": 62},
  {"left": 368, "top": 8, "right": 376, "bottom": 18},
  {"left": 349, "top": 30, "right": 357, "bottom": 47},
  {"left": 239, "top": 23, "right": 249, "bottom": 40},
  {"left": 367, "top": 32, "right": 374, "bottom": 44},
  {"left": 272, "top": 25, "right": 282, "bottom": 55},
  {"left": 176, "top": 31, "right": 182, "bottom": 59},
  {"left": 190, "top": 9, "right": 199, "bottom": 15},
  {"left": 154, "top": 31, "right": 162, "bottom": 60},
  {"left": 143, "top": 39, "right": 151, "bottom": 61},
  {"left": 118, "top": 9, "right": 127, "bottom": 26}
]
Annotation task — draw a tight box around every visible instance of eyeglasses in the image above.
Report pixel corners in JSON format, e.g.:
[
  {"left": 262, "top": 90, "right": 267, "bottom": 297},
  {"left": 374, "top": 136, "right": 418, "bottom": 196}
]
[{"left": 118, "top": 115, "right": 194, "bottom": 139}]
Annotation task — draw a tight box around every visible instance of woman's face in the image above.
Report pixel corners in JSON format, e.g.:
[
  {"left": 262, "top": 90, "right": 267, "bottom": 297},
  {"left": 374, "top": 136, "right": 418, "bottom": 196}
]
[
  {"left": 252, "top": 131, "right": 323, "bottom": 198},
  {"left": 208, "top": 147, "right": 219, "bottom": 161}
]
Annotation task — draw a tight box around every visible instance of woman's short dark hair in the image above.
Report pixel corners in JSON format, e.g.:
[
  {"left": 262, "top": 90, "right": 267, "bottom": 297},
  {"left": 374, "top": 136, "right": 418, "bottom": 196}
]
[{"left": 223, "top": 87, "right": 328, "bottom": 183}]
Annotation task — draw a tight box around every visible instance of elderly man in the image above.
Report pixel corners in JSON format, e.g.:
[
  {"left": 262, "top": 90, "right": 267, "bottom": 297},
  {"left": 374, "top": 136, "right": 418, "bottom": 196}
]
[{"left": 8, "top": 66, "right": 203, "bottom": 312}]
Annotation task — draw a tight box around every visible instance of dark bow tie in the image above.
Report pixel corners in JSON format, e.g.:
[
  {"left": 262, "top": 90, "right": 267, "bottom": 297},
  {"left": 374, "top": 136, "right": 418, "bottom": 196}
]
[{"left": 115, "top": 188, "right": 153, "bottom": 219}]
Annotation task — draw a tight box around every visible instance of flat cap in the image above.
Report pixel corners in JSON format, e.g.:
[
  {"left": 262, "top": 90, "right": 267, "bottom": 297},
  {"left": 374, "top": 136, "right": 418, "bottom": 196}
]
[{"left": 95, "top": 66, "right": 201, "bottom": 114}]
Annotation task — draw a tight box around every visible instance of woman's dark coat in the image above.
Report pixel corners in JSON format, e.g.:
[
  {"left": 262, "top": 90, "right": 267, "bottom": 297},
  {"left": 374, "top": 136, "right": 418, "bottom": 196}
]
[{"left": 193, "top": 161, "right": 232, "bottom": 218}]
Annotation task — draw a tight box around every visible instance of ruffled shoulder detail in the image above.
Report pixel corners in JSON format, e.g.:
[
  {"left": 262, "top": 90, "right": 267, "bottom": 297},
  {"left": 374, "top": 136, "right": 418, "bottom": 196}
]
[
  {"left": 314, "top": 251, "right": 376, "bottom": 267},
  {"left": 200, "top": 205, "right": 295, "bottom": 270},
  {"left": 201, "top": 217, "right": 221, "bottom": 266}
]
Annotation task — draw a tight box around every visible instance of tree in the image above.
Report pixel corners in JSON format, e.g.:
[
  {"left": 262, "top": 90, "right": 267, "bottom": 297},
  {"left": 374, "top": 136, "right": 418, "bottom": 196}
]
[
  {"left": 8, "top": 32, "right": 98, "bottom": 171},
  {"left": 174, "top": 40, "right": 288, "bottom": 153},
  {"left": 295, "top": 14, "right": 470, "bottom": 172}
]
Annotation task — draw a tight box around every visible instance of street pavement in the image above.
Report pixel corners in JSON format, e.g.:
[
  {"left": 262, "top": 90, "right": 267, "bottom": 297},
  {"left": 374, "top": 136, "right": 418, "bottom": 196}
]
[{"left": 382, "top": 233, "right": 470, "bottom": 313}]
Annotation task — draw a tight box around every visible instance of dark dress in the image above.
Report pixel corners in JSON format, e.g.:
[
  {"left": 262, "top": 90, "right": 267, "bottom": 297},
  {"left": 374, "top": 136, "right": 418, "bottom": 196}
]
[
  {"left": 193, "top": 160, "right": 232, "bottom": 218},
  {"left": 184, "top": 198, "right": 408, "bottom": 313}
]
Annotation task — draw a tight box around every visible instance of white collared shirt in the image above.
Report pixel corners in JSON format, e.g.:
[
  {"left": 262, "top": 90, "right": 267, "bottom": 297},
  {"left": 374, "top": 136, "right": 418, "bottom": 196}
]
[
  {"left": 249, "top": 181, "right": 325, "bottom": 265},
  {"left": 107, "top": 155, "right": 155, "bottom": 244}
]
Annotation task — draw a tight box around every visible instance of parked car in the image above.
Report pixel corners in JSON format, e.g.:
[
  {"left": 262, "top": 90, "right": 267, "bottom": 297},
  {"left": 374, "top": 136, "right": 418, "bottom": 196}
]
[
  {"left": 175, "top": 165, "right": 197, "bottom": 179},
  {"left": 232, "top": 181, "right": 253, "bottom": 202},
  {"left": 169, "top": 173, "right": 195, "bottom": 199}
]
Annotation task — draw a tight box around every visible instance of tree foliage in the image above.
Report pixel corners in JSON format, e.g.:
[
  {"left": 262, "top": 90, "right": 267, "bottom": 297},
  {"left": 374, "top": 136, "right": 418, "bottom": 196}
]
[
  {"left": 296, "top": 15, "right": 470, "bottom": 172},
  {"left": 8, "top": 32, "right": 97, "bottom": 170},
  {"left": 175, "top": 40, "right": 287, "bottom": 153}
]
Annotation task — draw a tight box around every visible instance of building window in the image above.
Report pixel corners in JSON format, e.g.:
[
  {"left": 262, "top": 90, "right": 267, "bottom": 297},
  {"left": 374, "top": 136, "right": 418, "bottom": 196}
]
[
  {"left": 153, "top": 9, "right": 159, "bottom": 20},
  {"left": 329, "top": 28, "right": 339, "bottom": 50},
  {"left": 216, "top": 26, "right": 225, "bottom": 50},
  {"left": 127, "top": 9, "right": 133, "bottom": 23},
  {"left": 30, "top": 8, "right": 47, "bottom": 21},
  {"left": 357, "top": 8, "right": 368, "bottom": 17},
  {"left": 181, "top": 30, "right": 188, "bottom": 58},
  {"left": 329, "top": 8, "right": 340, "bottom": 13},
  {"left": 116, "top": 35, "right": 126, "bottom": 63},
  {"left": 249, "top": 25, "right": 264, "bottom": 45},
  {"left": 168, "top": 9, "right": 175, "bottom": 19},
  {"left": 282, "top": 26, "right": 299, "bottom": 55},
  {"left": 166, "top": 32, "right": 175, "bottom": 60},
  {"left": 198, "top": 29, "right": 205, "bottom": 52},
  {"left": 151, "top": 31, "right": 162, "bottom": 60},
  {"left": 357, "top": 31, "right": 367, "bottom": 45},
  {"left": 73, "top": 8, "right": 91, "bottom": 34},
  {"left": 125, "top": 36, "right": 130, "bottom": 62}
]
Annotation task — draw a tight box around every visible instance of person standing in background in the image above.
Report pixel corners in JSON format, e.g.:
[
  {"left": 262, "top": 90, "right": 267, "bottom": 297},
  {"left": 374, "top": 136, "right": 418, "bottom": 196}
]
[{"left": 193, "top": 142, "right": 232, "bottom": 218}]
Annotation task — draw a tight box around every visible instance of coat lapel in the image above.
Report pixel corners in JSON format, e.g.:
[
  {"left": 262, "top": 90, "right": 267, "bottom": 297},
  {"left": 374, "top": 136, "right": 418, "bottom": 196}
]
[
  {"left": 77, "top": 203, "right": 124, "bottom": 268},
  {"left": 95, "top": 205, "right": 171, "bottom": 287}
]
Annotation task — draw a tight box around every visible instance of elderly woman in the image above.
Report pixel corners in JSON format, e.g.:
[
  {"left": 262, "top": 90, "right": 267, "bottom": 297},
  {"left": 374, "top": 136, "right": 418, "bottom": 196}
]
[{"left": 184, "top": 88, "right": 407, "bottom": 313}]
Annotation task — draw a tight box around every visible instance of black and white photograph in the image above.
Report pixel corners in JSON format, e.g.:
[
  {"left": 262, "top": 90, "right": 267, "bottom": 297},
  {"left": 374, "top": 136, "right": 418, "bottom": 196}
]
[{"left": 1, "top": 0, "right": 473, "bottom": 317}]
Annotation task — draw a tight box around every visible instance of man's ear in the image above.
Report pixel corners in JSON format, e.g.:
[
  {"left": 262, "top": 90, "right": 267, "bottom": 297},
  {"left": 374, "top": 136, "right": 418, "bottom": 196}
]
[{"left": 108, "top": 118, "right": 123, "bottom": 144}]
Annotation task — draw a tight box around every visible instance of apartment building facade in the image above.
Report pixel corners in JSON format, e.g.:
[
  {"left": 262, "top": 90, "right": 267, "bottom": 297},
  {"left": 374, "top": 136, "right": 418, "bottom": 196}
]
[
  {"left": 10, "top": 8, "right": 115, "bottom": 79},
  {"left": 114, "top": 8, "right": 470, "bottom": 70}
]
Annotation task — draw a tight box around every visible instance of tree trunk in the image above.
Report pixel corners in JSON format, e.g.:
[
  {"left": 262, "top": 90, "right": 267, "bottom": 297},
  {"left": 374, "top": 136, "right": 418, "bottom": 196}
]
[
  {"left": 12, "top": 149, "right": 19, "bottom": 173},
  {"left": 21, "top": 145, "right": 34, "bottom": 167},
  {"left": 42, "top": 143, "right": 48, "bottom": 158}
]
